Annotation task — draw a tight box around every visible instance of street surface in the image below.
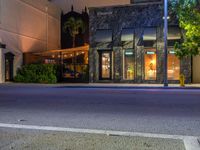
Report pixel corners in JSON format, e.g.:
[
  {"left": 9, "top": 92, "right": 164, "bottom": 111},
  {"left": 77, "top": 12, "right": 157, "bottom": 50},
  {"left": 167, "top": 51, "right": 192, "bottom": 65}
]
[{"left": 0, "top": 84, "right": 200, "bottom": 136}]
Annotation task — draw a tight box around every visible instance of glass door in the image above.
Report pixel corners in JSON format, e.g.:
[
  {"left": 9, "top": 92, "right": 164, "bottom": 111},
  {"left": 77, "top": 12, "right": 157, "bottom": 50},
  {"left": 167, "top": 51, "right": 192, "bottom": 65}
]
[{"left": 99, "top": 51, "right": 112, "bottom": 80}]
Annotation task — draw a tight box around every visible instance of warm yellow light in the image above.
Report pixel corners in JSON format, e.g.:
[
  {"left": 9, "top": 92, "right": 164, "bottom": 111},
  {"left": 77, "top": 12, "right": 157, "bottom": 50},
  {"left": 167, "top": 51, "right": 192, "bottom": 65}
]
[{"left": 150, "top": 59, "right": 156, "bottom": 65}]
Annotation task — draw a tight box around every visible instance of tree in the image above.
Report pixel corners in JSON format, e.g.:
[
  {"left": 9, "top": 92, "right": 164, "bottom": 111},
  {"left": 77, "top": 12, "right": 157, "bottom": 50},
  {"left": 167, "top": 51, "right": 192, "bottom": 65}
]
[
  {"left": 170, "top": 0, "right": 200, "bottom": 59},
  {"left": 169, "top": 0, "right": 200, "bottom": 85},
  {"left": 63, "top": 17, "right": 85, "bottom": 48}
]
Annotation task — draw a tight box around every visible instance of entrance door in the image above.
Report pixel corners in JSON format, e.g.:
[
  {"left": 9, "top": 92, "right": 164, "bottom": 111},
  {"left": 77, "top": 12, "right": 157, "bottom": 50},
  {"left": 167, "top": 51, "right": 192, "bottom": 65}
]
[
  {"left": 99, "top": 51, "right": 112, "bottom": 80},
  {"left": 5, "top": 52, "right": 14, "bottom": 81}
]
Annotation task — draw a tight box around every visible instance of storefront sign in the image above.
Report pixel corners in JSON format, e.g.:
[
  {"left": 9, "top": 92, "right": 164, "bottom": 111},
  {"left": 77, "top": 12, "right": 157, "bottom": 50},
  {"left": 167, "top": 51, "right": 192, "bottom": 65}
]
[
  {"left": 146, "top": 51, "right": 155, "bottom": 54},
  {"left": 97, "top": 11, "right": 113, "bottom": 16},
  {"left": 169, "top": 50, "right": 175, "bottom": 54}
]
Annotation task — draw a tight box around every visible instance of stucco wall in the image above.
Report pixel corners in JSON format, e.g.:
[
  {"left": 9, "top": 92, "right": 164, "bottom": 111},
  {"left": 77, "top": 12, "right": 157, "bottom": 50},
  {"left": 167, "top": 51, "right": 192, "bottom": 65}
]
[
  {"left": 193, "top": 55, "right": 200, "bottom": 83},
  {"left": 0, "top": 0, "right": 61, "bottom": 53},
  {"left": 0, "top": 0, "right": 61, "bottom": 83}
]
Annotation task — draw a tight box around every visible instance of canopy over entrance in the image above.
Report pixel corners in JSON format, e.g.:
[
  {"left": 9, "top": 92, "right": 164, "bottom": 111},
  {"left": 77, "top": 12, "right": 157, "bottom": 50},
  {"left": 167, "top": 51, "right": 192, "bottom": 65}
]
[{"left": 24, "top": 44, "right": 89, "bottom": 82}]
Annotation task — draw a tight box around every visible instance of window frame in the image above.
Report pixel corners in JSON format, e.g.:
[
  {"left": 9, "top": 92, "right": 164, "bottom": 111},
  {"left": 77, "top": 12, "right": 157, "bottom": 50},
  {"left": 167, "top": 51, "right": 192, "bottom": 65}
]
[
  {"left": 121, "top": 28, "right": 135, "bottom": 48},
  {"left": 142, "top": 27, "right": 158, "bottom": 81},
  {"left": 123, "top": 48, "right": 135, "bottom": 80}
]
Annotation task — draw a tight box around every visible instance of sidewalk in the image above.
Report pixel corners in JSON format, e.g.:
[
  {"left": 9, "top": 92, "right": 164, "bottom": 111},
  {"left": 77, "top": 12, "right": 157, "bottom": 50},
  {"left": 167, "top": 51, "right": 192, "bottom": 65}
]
[
  {"left": 1, "top": 82, "right": 200, "bottom": 89},
  {"left": 0, "top": 128, "right": 186, "bottom": 150}
]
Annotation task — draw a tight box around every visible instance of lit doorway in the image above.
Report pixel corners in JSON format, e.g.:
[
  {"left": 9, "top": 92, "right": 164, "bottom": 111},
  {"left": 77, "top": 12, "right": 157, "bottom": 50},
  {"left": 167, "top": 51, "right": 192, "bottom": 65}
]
[{"left": 99, "top": 51, "right": 112, "bottom": 80}]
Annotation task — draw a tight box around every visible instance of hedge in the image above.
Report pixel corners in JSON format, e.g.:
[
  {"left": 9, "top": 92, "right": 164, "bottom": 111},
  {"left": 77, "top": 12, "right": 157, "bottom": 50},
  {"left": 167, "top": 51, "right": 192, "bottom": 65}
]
[{"left": 14, "top": 64, "right": 58, "bottom": 84}]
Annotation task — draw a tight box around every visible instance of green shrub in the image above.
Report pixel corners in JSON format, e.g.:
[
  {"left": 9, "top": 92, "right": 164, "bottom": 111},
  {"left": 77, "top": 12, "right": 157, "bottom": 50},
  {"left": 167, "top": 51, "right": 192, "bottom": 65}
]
[{"left": 14, "top": 64, "right": 58, "bottom": 84}]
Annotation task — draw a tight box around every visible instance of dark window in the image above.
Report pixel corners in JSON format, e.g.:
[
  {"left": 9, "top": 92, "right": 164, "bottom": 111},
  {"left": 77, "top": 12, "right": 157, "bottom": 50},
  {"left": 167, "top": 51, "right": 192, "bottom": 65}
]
[
  {"left": 167, "top": 27, "right": 181, "bottom": 47},
  {"left": 121, "top": 28, "right": 134, "bottom": 48},
  {"left": 95, "top": 29, "right": 112, "bottom": 43},
  {"left": 143, "top": 27, "right": 157, "bottom": 48}
]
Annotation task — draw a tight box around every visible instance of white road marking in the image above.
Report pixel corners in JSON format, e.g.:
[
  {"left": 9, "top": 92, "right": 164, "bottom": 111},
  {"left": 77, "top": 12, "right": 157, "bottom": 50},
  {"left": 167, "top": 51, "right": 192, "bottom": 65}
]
[{"left": 0, "top": 123, "right": 199, "bottom": 150}]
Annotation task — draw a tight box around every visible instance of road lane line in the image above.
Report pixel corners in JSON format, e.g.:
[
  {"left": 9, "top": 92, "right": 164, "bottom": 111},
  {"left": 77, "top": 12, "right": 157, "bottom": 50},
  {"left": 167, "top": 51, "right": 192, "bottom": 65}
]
[{"left": 0, "top": 123, "right": 199, "bottom": 150}]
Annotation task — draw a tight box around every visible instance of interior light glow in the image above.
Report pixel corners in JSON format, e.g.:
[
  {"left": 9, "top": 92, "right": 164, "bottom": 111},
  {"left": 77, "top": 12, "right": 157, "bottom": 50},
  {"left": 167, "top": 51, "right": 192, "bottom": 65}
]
[
  {"left": 125, "top": 52, "right": 133, "bottom": 55},
  {"left": 169, "top": 50, "right": 175, "bottom": 54},
  {"left": 147, "top": 51, "right": 155, "bottom": 54}
]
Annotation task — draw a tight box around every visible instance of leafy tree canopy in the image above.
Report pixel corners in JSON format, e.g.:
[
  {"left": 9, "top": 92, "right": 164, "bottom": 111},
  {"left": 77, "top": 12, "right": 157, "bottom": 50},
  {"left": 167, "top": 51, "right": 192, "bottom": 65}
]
[
  {"left": 63, "top": 17, "right": 85, "bottom": 47},
  {"left": 63, "top": 17, "right": 85, "bottom": 38},
  {"left": 170, "top": 0, "right": 200, "bottom": 59}
]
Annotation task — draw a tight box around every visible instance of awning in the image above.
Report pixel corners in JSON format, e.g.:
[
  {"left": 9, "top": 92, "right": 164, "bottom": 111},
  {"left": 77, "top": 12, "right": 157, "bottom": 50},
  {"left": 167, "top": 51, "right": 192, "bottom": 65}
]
[
  {"left": 33, "top": 44, "right": 89, "bottom": 56},
  {"left": 121, "top": 29, "right": 134, "bottom": 41},
  {"left": 143, "top": 28, "right": 157, "bottom": 41},
  {"left": 168, "top": 27, "right": 181, "bottom": 40},
  {"left": 95, "top": 29, "right": 112, "bottom": 42}
]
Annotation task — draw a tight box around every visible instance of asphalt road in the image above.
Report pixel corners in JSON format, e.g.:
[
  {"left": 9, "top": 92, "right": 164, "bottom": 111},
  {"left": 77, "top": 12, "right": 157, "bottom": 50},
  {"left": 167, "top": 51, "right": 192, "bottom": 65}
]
[{"left": 0, "top": 84, "right": 200, "bottom": 136}]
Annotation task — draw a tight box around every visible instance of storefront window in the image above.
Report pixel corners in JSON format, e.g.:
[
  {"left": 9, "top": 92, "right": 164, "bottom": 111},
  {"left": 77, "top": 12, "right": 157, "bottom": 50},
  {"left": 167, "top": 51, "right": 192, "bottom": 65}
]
[
  {"left": 95, "top": 29, "right": 112, "bottom": 49},
  {"left": 144, "top": 51, "right": 156, "bottom": 80},
  {"left": 123, "top": 49, "right": 134, "bottom": 80},
  {"left": 167, "top": 27, "right": 181, "bottom": 80},
  {"left": 121, "top": 28, "right": 134, "bottom": 48},
  {"left": 143, "top": 28, "right": 157, "bottom": 47},
  {"left": 168, "top": 51, "right": 180, "bottom": 80},
  {"left": 167, "top": 26, "right": 181, "bottom": 47},
  {"left": 62, "top": 51, "right": 88, "bottom": 79},
  {"left": 101, "top": 52, "right": 111, "bottom": 79},
  {"left": 143, "top": 27, "right": 157, "bottom": 80},
  {"left": 95, "top": 29, "right": 112, "bottom": 43}
]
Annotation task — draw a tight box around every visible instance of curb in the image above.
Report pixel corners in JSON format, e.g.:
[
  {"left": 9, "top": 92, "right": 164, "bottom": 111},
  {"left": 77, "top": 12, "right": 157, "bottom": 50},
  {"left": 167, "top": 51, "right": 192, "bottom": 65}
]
[{"left": 55, "top": 85, "right": 200, "bottom": 90}]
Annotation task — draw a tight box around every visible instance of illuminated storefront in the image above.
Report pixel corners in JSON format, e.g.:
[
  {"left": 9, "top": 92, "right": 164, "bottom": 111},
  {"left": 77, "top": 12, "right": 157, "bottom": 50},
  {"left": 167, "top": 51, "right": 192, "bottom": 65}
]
[
  {"left": 167, "top": 27, "right": 181, "bottom": 81},
  {"left": 24, "top": 45, "right": 89, "bottom": 82},
  {"left": 89, "top": 2, "right": 192, "bottom": 83}
]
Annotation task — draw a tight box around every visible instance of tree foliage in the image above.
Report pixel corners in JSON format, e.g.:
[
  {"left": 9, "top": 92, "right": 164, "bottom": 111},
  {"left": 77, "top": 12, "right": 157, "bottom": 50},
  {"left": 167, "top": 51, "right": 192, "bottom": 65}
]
[
  {"left": 170, "top": 0, "right": 200, "bottom": 59},
  {"left": 63, "top": 17, "right": 85, "bottom": 47}
]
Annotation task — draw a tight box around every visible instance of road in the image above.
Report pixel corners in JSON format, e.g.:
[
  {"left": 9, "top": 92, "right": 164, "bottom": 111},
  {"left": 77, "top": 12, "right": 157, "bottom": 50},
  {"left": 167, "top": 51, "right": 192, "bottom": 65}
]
[{"left": 0, "top": 84, "right": 200, "bottom": 136}]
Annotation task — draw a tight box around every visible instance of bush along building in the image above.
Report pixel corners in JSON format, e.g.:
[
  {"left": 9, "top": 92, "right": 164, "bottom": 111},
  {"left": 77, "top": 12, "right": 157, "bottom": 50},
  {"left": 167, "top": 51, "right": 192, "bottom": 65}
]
[{"left": 89, "top": 1, "right": 192, "bottom": 84}]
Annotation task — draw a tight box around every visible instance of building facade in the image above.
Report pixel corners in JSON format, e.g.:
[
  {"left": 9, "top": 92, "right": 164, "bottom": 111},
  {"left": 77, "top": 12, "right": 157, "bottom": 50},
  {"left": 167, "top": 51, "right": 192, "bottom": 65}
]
[
  {"left": 0, "top": 0, "right": 61, "bottom": 83},
  {"left": 89, "top": 2, "right": 192, "bottom": 83},
  {"left": 0, "top": 0, "right": 199, "bottom": 84}
]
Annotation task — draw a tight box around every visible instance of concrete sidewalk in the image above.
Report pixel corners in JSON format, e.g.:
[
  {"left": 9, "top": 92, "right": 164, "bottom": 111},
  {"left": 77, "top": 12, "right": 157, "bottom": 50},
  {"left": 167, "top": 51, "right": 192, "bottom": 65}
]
[
  {"left": 0, "top": 128, "right": 186, "bottom": 150},
  {"left": 1, "top": 82, "right": 200, "bottom": 89}
]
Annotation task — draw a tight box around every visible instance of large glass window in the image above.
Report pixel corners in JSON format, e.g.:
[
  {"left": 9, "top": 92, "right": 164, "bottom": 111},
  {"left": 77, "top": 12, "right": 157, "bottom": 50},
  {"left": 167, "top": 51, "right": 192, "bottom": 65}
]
[
  {"left": 143, "top": 28, "right": 157, "bottom": 47},
  {"left": 101, "top": 52, "right": 111, "bottom": 79},
  {"left": 123, "top": 49, "right": 134, "bottom": 80},
  {"left": 143, "top": 27, "right": 157, "bottom": 80},
  {"left": 168, "top": 50, "right": 180, "bottom": 80},
  {"left": 121, "top": 28, "right": 134, "bottom": 48},
  {"left": 144, "top": 51, "right": 157, "bottom": 80},
  {"left": 167, "top": 27, "right": 181, "bottom": 47},
  {"left": 95, "top": 29, "right": 112, "bottom": 43},
  {"left": 95, "top": 29, "right": 112, "bottom": 49},
  {"left": 167, "top": 27, "right": 181, "bottom": 80},
  {"left": 62, "top": 51, "right": 88, "bottom": 79}
]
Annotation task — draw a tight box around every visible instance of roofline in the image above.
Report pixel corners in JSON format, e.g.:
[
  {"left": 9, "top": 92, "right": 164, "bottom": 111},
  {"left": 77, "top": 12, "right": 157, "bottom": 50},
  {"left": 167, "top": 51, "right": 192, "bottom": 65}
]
[{"left": 88, "top": 1, "right": 163, "bottom": 11}]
